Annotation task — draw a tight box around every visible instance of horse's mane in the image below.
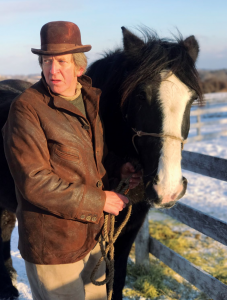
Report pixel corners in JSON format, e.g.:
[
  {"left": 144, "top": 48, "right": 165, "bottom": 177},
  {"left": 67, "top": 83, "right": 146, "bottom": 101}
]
[
  {"left": 123, "top": 29, "right": 203, "bottom": 104},
  {"left": 92, "top": 29, "right": 203, "bottom": 106}
]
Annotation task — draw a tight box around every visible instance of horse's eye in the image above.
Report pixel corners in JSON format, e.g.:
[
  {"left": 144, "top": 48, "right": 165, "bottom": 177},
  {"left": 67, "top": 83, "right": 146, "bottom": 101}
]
[
  {"left": 193, "top": 96, "right": 198, "bottom": 102},
  {"left": 190, "top": 94, "right": 198, "bottom": 102},
  {"left": 137, "top": 91, "right": 146, "bottom": 100}
]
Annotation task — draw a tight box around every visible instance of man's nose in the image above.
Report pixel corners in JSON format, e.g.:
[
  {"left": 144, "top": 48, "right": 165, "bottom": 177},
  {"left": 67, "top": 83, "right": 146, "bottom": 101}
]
[{"left": 50, "top": 61, "right": 59, "bottom": 74}]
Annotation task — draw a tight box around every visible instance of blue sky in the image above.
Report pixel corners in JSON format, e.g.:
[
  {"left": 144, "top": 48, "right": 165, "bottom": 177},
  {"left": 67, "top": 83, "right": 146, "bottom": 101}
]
[{"left": 1, "top": 0, "right": 227, "bottom": 75}]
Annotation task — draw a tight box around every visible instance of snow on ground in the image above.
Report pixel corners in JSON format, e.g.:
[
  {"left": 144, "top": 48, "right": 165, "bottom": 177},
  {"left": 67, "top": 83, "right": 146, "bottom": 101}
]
[
  {"left": 180, "top": 136, "right": 227, "bottom": 222},
  {"left": 11, "top": 93, "right": 227, "bottom": 299},
  {"left": 11, "top": 221, "right": 32, "bottom": 300}
]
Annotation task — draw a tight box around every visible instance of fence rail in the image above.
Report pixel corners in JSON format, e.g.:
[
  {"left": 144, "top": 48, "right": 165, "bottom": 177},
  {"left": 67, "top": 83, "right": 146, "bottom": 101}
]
[
  {"left": 188, "top": 104, "right": 227, "bottom": 143},
  {"left": 135, "top": 150, "right": 227, "bottom": 299},
  {"left": 149, "top": 235, "right": 227, "bottom": 300},
  {"left": 193, "top": 93, "right": 227, "bottom": 106}
]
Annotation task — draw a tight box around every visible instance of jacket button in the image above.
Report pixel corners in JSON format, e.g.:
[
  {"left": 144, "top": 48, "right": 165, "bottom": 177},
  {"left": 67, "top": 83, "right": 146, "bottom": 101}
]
[
  {"left": 82, "top": 124, "right": 90, "bottom": 130},
  {"left": 96, "top": 181, "right": 102, "bottom": 188},
  {"left": 86, "top": 216, "right": 91, "bottom": 221},
  {"left": 92, "top": 217, "right": 97, "bottom": 222},
  {"left": 81, "top": 215, "right": 85, "bottom": 220}
]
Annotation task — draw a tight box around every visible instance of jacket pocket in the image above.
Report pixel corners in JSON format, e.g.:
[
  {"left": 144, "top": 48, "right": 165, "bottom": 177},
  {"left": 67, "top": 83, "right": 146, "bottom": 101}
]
[
  {"left": 43, "top": 214, "right": 88, "bottom": 253},
  {"left": 53, "top": 144, "right": 81, "bottom": 163}
]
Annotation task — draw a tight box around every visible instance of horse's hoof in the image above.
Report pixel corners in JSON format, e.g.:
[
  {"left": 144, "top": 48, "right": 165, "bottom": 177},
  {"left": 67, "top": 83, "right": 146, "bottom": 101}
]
[
  {"left": 7, "top": 267, "right": 17, "bottom": 283},
  {"left": 5, "top": 258, "right": 18, "bottom": 283},
  {"left": 0, "top": 284, "right": 19, "bottom": 299}
]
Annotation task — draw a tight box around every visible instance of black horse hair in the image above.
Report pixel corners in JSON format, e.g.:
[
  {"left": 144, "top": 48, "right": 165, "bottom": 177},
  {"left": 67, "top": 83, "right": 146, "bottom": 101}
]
[{"left": 88, "top": 28, "right": 203, "bottom": 107}]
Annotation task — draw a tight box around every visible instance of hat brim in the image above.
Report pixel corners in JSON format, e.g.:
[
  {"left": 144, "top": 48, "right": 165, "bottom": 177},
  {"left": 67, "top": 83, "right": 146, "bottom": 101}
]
[{"left": 31, "top": 44, "right": 91, "bottom": 55}]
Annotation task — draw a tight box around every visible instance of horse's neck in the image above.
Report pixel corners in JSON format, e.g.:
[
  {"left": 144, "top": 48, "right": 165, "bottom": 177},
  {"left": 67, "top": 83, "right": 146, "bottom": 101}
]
[{"left": 88, "top": 53, "right": 134, "bottom": 157}]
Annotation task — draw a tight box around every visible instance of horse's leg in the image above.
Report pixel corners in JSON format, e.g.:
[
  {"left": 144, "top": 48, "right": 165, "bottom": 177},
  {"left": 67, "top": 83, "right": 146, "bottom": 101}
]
[
  {"left": 112, "top": 227, "right": 141, "bottom": 300},
  {"left": 112, "top": 203, "right": 150, "bottom": 300},
  {"left": 1, "top": 209, "right": 17, "bottom": 281},
  {"left": 0, "top": 208, "right": 19, "bottom": 299}
]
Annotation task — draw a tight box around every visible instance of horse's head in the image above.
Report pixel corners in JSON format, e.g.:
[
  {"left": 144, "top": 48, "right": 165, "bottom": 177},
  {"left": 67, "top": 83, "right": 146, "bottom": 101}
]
[{"left": 121, "top": 27, "right": 203, "bottom": 208}]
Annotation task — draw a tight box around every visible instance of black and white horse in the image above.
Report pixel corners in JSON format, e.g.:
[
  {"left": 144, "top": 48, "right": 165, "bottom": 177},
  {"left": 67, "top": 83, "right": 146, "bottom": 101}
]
[
  {"left": 0, "top": 27, "right": 202, "bottom": 299},
  {"left": 87, "top": 27, "right": 203, "bottom": 299}
]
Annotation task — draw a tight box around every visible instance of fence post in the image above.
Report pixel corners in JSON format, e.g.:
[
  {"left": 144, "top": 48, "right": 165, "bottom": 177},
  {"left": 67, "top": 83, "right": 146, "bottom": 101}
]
[
  {"left": 197, "top": 115, "right": 201, "bottom": 136},
  {"left": 135, "top": 214, "right": 149, "bottom": 266}
]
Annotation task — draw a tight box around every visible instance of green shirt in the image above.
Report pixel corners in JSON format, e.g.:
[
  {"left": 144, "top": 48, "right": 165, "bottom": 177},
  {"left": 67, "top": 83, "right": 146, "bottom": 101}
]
[
  {"left": 70, "top": 93, "right": 86, "bottom": 117},
  {"left": 60, "top": 92, "right": 86, "bottom": 117}
]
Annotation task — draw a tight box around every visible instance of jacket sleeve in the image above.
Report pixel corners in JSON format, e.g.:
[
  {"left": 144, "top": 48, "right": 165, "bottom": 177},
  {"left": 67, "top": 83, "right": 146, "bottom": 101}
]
[{"left": 2, "top": 99, "right": 106, "bottom": 223}]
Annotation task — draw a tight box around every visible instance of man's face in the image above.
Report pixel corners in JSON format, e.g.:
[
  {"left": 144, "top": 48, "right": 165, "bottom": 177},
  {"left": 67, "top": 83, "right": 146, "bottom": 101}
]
[{"left": 42, "top": 54, "right": 82, "bottom": 97}]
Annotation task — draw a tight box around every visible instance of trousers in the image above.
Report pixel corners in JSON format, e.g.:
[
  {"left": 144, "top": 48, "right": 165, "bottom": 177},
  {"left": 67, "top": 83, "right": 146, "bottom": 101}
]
[{"left": 25, "top": 242, "right": 107, "bottom": 300}]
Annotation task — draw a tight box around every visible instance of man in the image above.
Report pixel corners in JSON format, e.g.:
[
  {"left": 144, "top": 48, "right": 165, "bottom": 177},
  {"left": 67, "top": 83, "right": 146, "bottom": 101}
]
[{"left": 2, "top": 21, "right": 141, "bottom": 300}]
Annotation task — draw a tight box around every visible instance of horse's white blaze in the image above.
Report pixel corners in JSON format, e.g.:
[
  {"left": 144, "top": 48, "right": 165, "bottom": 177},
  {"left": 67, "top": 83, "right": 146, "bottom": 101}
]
[{"left": 157, "top": 71, "right": 193, "bottom": 198}]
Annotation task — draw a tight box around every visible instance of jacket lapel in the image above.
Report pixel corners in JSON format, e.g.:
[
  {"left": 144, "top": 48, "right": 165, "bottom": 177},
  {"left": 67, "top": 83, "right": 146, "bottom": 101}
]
[
  {"left": 79, "top": 77, "right": 102, "bottom": 165},
  {"left": 40, "top": 74, "right": 102, "bottom": 166},
  {"left": 79, "top": 76, "right": 102, "bottom": 128},
  {"left": 45, "top": 74, "right": 102, "bottom": 125}
]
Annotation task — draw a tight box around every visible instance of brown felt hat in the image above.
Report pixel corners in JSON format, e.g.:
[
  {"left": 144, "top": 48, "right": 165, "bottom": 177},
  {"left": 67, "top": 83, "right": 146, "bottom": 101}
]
[{"left": 31, "top": 21, "right": 91, "bottom": 55}]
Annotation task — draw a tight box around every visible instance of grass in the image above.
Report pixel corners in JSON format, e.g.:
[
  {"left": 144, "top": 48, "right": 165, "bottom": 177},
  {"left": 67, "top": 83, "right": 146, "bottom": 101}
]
[
  {"left": 126, "top": 260, "right": 167, "bottom": 298},
  {"left": 123, "top": 210, "right": 227, "bottom": 299}
]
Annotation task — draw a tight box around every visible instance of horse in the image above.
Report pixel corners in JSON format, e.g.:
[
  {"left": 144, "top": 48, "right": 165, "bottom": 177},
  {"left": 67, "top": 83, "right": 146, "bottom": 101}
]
[
  {"left": 0, "top": 27, "right": 202, "bottom": 299},
  {"left": 87, "top": 27, "right": 202, "bottom": 299},
  {"left": 0, "top": 79, "right": 33, "bottom": 299}
]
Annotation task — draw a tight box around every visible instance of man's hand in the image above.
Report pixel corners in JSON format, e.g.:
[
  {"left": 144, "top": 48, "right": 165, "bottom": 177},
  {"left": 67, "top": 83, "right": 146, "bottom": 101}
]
[
  {"left": 103, "top": 191, "right": 129, "bottom": 216},
  {"left": 120, "top": 162, "right": 142, "bottom": 189}
]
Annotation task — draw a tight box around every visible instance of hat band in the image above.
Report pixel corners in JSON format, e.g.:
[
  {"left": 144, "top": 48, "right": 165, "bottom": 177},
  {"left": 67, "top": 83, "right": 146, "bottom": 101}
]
[{"left": 41, "top": 43, "right": 82, "bottom": 51}]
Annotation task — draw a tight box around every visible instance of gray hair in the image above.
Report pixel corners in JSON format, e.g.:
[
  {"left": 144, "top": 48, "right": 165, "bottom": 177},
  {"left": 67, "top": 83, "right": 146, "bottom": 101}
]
[
  {"left": 72, "top": 53, "right": 87, "bottom": 74},
  {"left": 38, "top": 53, "right": 87, "bottom": 74}
]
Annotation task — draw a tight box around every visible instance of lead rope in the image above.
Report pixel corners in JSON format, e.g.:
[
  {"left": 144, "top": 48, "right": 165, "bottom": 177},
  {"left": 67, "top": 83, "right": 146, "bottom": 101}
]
[
  {"left": 91, "top": 129, "right": 185, "bottom": 299},
  {"left": 90, "top": 176, "right": 132, "bottom": 300}
]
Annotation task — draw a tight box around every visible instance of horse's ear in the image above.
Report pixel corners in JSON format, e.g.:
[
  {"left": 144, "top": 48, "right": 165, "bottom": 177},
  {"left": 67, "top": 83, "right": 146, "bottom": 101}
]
[
  {"left": 121, "top": 27, "right": 144, "bottom": 52},
  {"left": 184, "top": 35, "right": 199, "bottom": 62}
]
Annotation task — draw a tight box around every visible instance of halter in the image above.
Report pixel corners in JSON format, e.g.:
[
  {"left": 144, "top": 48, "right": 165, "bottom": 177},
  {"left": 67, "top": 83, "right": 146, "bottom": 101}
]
[{"left": 132, "top": 128, "right": 186, "bottom": 153}]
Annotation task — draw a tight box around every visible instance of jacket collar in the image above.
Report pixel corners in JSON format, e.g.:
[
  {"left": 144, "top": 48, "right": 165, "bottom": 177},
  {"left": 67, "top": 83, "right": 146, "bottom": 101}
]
[{"left": 40, "top": 73, "right": 102, "bottom": 123}]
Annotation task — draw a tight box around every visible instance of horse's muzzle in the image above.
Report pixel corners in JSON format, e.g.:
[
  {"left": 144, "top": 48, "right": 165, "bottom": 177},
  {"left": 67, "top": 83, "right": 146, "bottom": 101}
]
[{"left": 144, "top": 176, "right": 188, "bottom": 208}]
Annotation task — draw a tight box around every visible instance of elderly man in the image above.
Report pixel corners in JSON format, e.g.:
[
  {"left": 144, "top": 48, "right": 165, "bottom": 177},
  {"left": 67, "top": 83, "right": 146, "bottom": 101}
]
[{"left": 3, "top": 21, "right": 141, "bottom": 300}]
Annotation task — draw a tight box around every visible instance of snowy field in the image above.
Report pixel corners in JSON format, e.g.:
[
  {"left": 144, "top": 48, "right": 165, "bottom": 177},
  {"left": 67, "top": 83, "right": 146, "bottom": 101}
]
[
  {"left": 181, "top": 92, "right": 227, "bottom": 221},
  {"left": 10, "top": 93, "right": 227, "bottom": 299},
  {"left": 180, "top": 137, "right": 227, "bottom": 222}
]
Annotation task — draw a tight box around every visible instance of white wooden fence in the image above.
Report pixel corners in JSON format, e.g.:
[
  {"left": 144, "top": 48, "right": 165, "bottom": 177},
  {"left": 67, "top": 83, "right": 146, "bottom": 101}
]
[
  {"left": 188, "top": 105, "right": 227, "bottom": 143},
  {"left": 135, "top": 150, "right": 227, "bottom": 300}
]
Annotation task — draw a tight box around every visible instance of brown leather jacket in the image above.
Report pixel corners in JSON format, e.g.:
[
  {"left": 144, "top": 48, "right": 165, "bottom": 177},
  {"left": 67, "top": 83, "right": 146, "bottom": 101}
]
[{"left": 3, "top": 75, "right": 109, "bottom": 264}]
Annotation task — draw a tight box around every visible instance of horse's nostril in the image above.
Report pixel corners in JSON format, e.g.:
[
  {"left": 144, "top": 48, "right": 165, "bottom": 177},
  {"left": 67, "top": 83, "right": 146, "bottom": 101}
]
[
  {"left": 171, "top": 193, "right": 177, "bottom": 200},
  {"left": 175, "top": 177, "right": 188, "bottom": 201}
]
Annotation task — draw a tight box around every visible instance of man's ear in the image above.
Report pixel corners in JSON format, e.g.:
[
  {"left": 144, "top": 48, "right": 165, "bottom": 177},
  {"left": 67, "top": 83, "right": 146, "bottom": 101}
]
[{"left": 76, "top": 67, "right": 84, "bottom": 77}]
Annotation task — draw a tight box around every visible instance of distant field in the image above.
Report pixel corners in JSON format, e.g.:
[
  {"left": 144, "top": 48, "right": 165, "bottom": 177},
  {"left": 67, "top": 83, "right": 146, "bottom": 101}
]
[
  {"left": 0, "top": 74, "right": 41, "bottom": 83},
  {"left": 1, "top": 69, "right": 227, "bottom": 93},
  {"left": 199, "top": 69, "right": 227, "bottom": 93}
]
